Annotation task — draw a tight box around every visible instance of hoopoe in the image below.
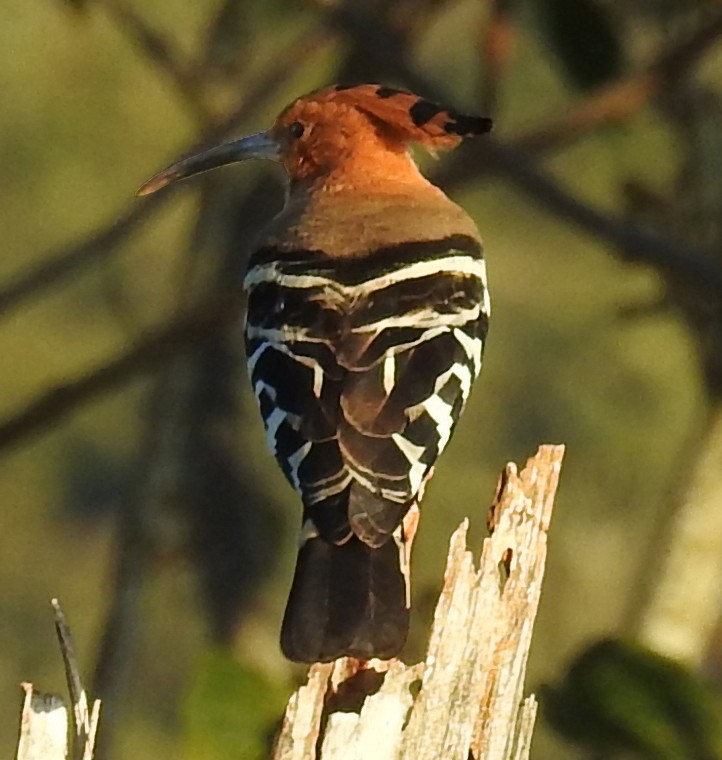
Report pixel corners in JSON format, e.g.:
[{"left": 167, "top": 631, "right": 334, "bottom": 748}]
[{"left": 139, "top": 84, "right": 492, "bottom": 663}]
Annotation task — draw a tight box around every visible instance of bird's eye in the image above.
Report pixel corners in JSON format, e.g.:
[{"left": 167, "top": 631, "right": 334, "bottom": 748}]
[{"left": 288, "top": 121, "right": 305, "bottom": 140}]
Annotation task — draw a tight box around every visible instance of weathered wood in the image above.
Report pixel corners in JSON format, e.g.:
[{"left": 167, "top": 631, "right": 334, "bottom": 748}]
[
  {"left": 272, "top": 444, "right": 565, "bottom": 760},
  {"left": 16, "top": 684, "right": 68, "bottom": 760},
  {"left": 273, "top": 663, "right": 334, "bottom": 760},
  {"left": 14, "top": 601, "right": 101, "bottom": 760},
  {"left": 51, "top": 599, "right": 101, "bottom": 760}
]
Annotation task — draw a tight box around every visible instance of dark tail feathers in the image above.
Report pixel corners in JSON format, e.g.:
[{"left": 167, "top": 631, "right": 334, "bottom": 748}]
[{"left": 280, "top": 535, "right": 409, "bottom": 663}]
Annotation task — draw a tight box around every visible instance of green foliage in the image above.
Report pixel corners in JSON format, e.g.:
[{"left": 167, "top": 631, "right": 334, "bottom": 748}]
[
  {"left": 182, "top": 650, "right": 288, "bottom": 760},
  {"left": 534, "top": 0, "right": 624, "bottom": 91},
  {"left": 543, "top": 638, "right": 722, "bottom": 759}
]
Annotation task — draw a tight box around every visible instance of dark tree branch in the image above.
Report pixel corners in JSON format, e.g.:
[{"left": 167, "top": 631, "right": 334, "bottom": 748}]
[
  {"left": 91, "top": 357, "right": 198, "bottom": 758},
  {"left": 0, "top": 295, "right": 240, "bottom": 453},
  {"left": 0, "top": 197, "right": 167, "bottom": 317},
  {"left": 433, "top": 140, "right": 722, "bottom": 295},
  {"left": 200, "top": 0, "right": 254, "bottom": 80}
]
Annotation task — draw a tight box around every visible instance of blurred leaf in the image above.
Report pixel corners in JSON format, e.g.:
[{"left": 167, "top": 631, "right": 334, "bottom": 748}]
[
  {"left": 183, "top": 650, "right": 288, "bottom": 760},
  {"left": 535, "top": 0, "right": 624, "bottom": 91},
  {"left": 542, "top": 638, "right": 722, "bottom": 759}
]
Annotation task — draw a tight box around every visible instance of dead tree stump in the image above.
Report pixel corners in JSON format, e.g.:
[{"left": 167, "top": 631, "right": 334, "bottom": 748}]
[{"left": 15, "top": 601, "right": 101, "bottom": 760}]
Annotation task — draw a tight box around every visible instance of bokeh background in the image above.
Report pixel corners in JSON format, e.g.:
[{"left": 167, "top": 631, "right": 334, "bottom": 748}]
[{"left": 3, "top": 0, "right": 722, "bottom": 758}]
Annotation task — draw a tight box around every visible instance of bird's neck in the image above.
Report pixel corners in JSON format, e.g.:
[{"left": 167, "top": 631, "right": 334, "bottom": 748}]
[
  {"left": 258, "top": 163, "right": 480, "bottom": 259},
  {"left": 298, "top": 149, "right": 431, "bottom": 196}
]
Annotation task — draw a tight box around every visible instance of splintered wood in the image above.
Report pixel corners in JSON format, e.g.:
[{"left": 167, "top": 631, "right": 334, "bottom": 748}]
[
  {"left": 273, "top": 444, "right": 565, "bottom": 760},
  {"left": 15, "top": 600, "right": 101, "bottom": 760},
  {"left": 16, "top": 685, "right": 68, "bottom": 760}
]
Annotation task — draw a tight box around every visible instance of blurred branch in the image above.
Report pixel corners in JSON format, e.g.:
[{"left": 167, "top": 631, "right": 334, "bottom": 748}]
[
  {"left": 91, "top": 174, "right": 285, "bottom": 756},
  {"left": 91, "top": 223, "right": 211, "bottom": 756},
  {"left": 91, "top": 177, "right": 243, "bottom": 757},
  {"left": 0, "top": 197, "right": 167, "bottom": 317},
  {"left": 315, "top": 3, "right": 431, "bottom": 94},
  {"left": 0, "top": 27, "right": 328, "bottom": 323},
  {"left": 435, "top": 140, "right": 722, "bottom": 295},
  {"left": 200, "top": 0, "right": 253, "bottom": 80},
  {"left": 91, "top": 355, "right": 197, "bottom": 757},
  {"left": 512, "top": 9, "right": 722, "bottom": 154},
  {"left": 274, "top": 445, "right": 564, "bottom": 760},
  {"left": 100, "top": 0, "right": 213, "bottom": 123},
  {"left": 0, "top": 294, "right": 240, "bottom": 454},
  {"left": 174, "top": 175, "right": 286, "bottom": 645},
  {"left": 478, "top": 0, "right": 517, "bottom": 115}
]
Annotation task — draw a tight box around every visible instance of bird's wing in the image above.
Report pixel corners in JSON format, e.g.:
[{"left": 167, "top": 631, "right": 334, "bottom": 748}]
[
  {"left": 244, "top": 235, "right": 489, "bottom": 548},
  {"left": 335, "top": 236, "right": 489, "bottom": 546},
  {"left": 244, "top": 250, "right": 352, "bottom": 543}
]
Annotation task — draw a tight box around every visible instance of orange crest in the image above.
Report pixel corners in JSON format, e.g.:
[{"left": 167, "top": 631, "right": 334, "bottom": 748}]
[{"left": 273, "top": 84, "right": 493, "bottom": 184}]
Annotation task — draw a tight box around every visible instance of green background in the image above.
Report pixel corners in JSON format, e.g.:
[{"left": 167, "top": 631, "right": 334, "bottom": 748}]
[{"left": 1, "top": 0, "right": 718, "bottom": 757}]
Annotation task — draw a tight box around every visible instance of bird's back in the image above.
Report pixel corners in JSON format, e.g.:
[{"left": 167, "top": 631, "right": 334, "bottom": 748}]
[{"left": 246, "top": 189, "right": 487, "bottom": 530}]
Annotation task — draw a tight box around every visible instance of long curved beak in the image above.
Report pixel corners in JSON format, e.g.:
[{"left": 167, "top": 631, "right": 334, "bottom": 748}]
[{"left": 136, "top": 131, "right": 281, "bottom": 196}]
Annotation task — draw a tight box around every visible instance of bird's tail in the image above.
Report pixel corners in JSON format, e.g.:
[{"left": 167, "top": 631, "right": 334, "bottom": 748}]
[{"left": 280, "top": 533, "right": 410, "bottom": 663}]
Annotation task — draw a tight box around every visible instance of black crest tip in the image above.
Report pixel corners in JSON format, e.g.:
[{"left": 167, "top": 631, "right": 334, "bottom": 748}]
[{"left": 444, "top": 114, "right": 494, "bottom": 137}]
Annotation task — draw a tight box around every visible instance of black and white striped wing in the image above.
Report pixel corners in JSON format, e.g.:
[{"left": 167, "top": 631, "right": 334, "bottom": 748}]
[
  {"left": 333, "top": 236, "right": 489, "bottom": 545},
  {"left": 243, "top": 234, "right": 489, "bottom": 548},
  {"left": 244, "top": 253, "right": 357, "bottom": 544}
]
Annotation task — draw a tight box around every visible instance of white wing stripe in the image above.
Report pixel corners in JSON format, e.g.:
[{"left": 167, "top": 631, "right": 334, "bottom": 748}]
[{"left": 244, "top": 255, "right": 486, "bottom": 293}]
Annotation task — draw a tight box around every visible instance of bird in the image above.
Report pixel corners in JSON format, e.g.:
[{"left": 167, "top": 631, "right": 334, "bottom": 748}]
[{"left": 138, "top": 84, "right": 492, "bottom": 663}]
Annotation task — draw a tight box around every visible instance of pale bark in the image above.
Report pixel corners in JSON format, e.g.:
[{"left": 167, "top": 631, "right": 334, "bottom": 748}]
[
  {"left": 14, "top": 601, "right": 101, "bottom": 760},
  {"left": 16, "top": 685, "right": 68, "bottom": 760},
  {"left": 636, "top": 406, "right": 722, "bottom": 665}
]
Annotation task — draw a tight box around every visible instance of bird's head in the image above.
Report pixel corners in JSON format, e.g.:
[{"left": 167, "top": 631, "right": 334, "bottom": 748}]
[{"left": 137, "top": 84, "right": 492, "bottom": 196}]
